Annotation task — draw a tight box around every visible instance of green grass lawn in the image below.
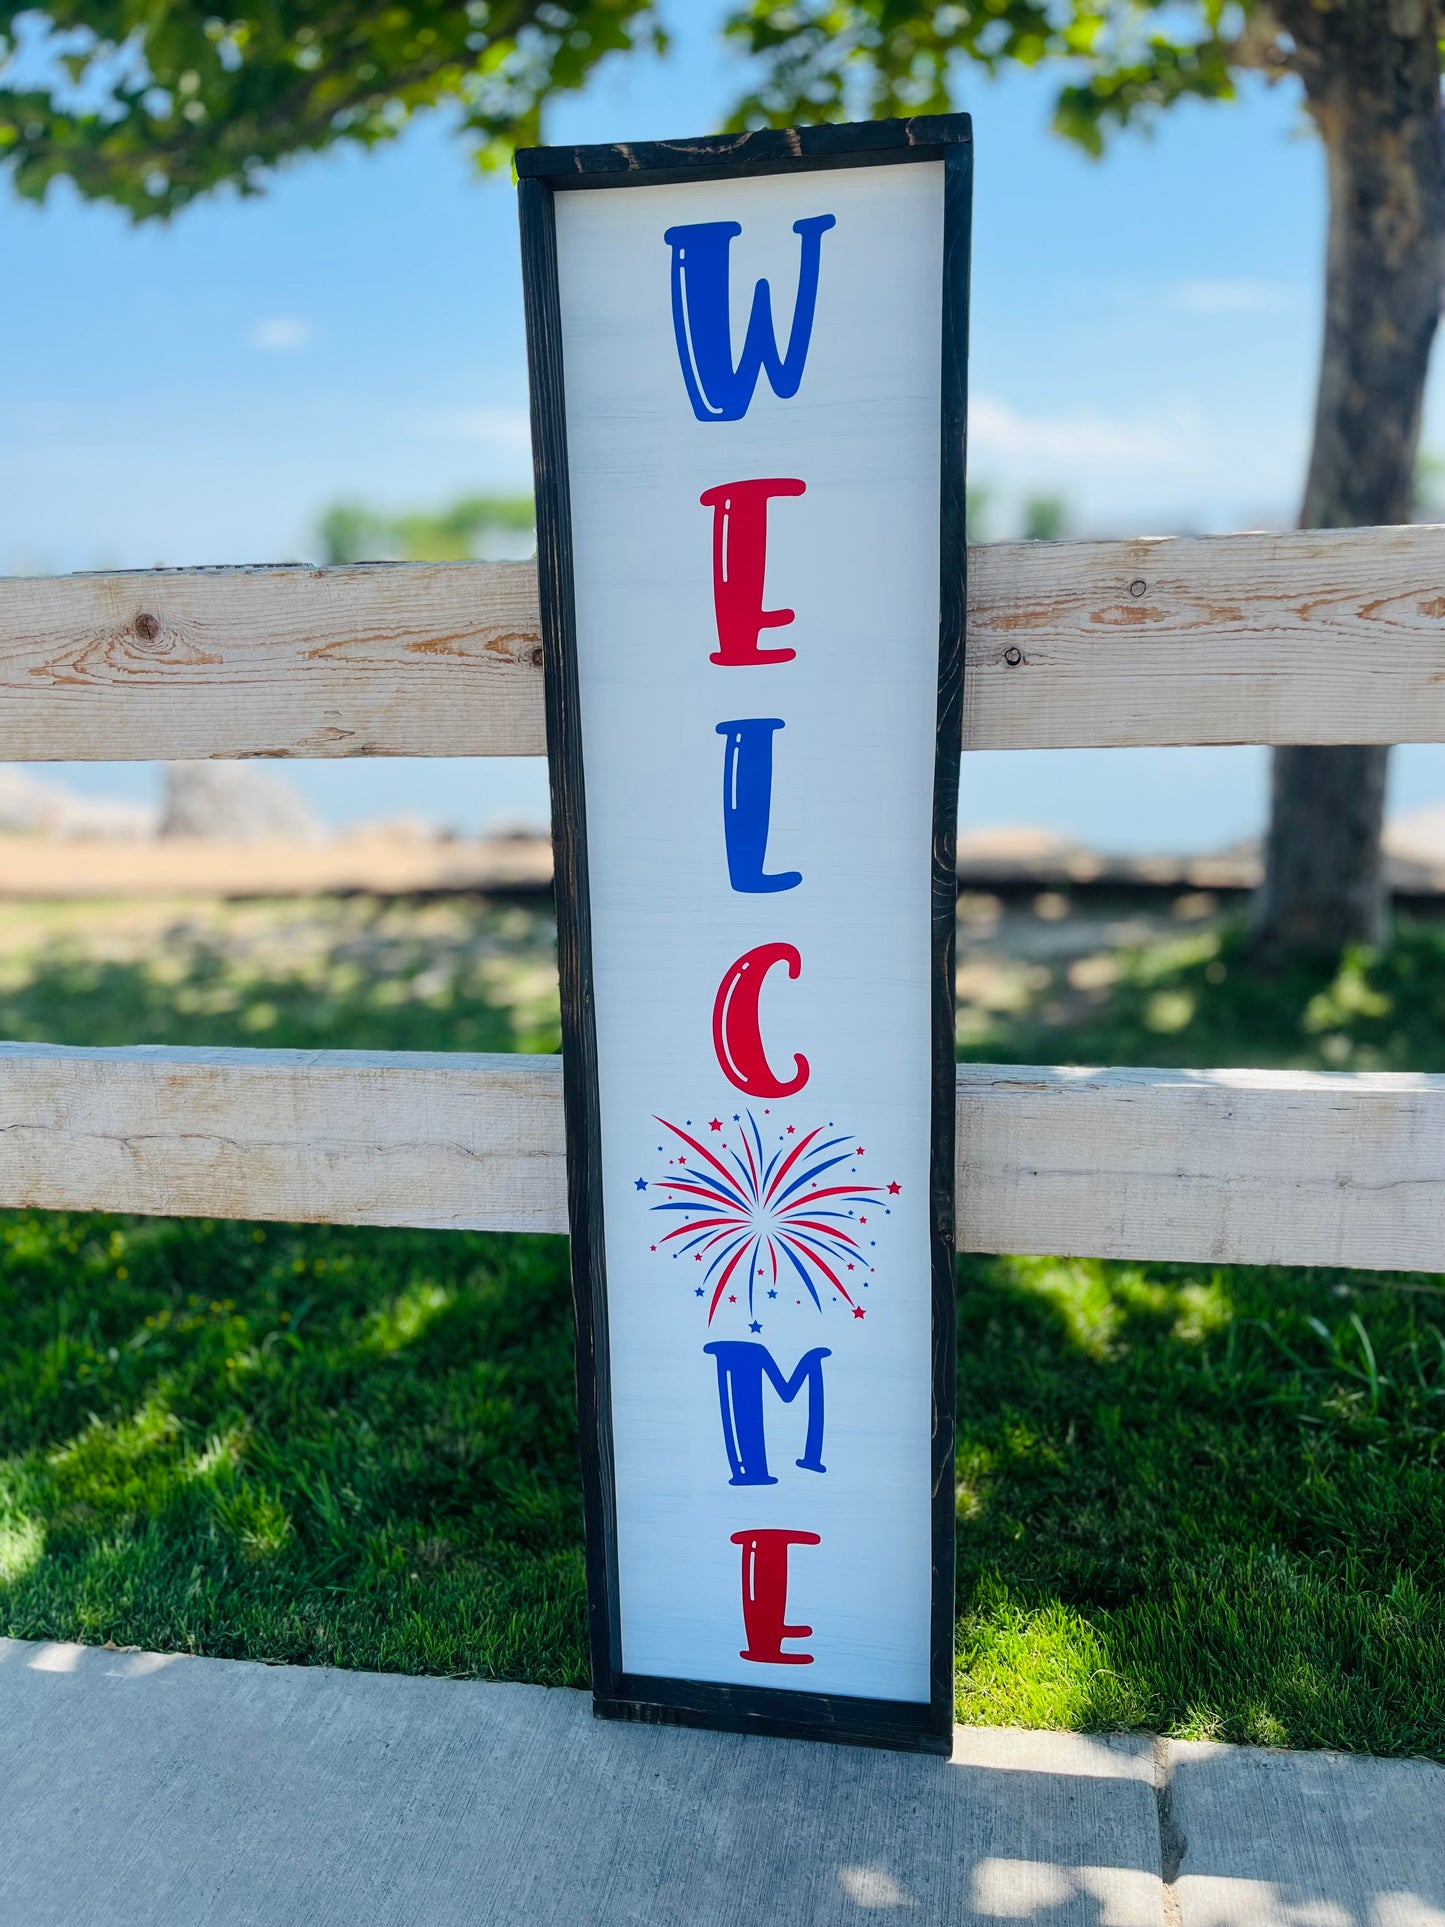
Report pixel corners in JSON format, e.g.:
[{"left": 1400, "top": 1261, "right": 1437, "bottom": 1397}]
[{"left": 1, "top": 894, "right": 1443, "bottom": 1755}]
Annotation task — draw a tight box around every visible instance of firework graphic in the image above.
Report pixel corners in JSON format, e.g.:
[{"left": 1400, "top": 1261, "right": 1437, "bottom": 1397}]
[{"left": 639, "top": 1111, "right": 900, "bottom": 1328}]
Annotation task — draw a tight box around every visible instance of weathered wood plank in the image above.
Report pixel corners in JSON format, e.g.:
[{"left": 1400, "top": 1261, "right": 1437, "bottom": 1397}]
[
  {"left": 5, "top": 524, "right": 1445, "bottom": 760},
  {"left": 0, "top": 1045, "right": 1442, "bottom": 1271},
  {"left": 0, "top": 562, "right": 546, "bottom": 760},
  {"left": 955, "top": 1063, "right": 1445, "bottom": 1270},
  {"left": 0, "top": 1043, "right": 565, "bottom": 1233},
  {"left": 964, "top": 525, "right": 1445, "bottom": 751}
]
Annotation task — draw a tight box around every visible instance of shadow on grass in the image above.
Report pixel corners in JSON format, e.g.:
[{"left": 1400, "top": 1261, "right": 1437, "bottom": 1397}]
[
  {"left": 0, "top": 1214, "right": 587, "bottom": 1685},
  {"left": 952, "top": 915, "right": 1445, "bottom": 1753},
  {"left": 955, "top": 1250, "right": 1445, "bottom": 1756},
  {"left": 7, "top": 1213, "right": 1441, "bottom": 1753},
  {"left": 0, "top": 896, "right": 562, "bottom": 1056},
  {"left": 972, "top": 913, "right": 1445, "bottom": 1074}
]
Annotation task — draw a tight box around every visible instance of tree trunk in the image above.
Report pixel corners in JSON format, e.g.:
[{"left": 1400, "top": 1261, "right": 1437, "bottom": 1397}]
[{"left": 1251, "top": 1, "right": 1445, "bottom": 964}]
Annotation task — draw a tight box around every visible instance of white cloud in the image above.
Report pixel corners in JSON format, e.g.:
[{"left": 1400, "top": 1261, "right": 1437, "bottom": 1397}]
[
  {"left": 1170, "top": 278, "right": 1295, "bottom": 315},
  {"left": 249, "top": 316, "right": 315, "bottom": 353},
  {"left": 414, "top": 405, "right": 533, "bottom": 457},
  {"left": 967, "top": 389, "right": 1307, "bottom": 534},
  {"left": 970, "top": 393, "right": 1201, "bottom": 469}
]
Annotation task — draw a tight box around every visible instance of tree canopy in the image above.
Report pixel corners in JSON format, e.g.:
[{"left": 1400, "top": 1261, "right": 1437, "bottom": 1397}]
[
  {"left": 726, "top": 1, "right": 1247, "bottom": 155},
  {"left": 0, "top": 1, "right": 660, "bottom": 220},
  {"left": 0, "top": 2, "right": 1303, "bottom": 222},
  {"left": 317, "top": 494, "right": 536, "bottom": 563}
]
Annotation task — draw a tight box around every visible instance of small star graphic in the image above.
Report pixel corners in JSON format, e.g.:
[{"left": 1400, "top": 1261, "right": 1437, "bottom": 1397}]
[
  {"left": 695, "top": 1254, "right": 702, "bottom": 1262},
  {"left": 887, "top": 1181, "right": 901, "bottom": 1195},
  {"left": 709, "top": 1118, "right": 723, "bottom": 1131},
  {"left": 649, "top": 1244, "right": 656, "bottom": 1252},
  {"left": 852, "top": 1307, "right": 866, "bottom": 1320},
  {"left": 859, "top": 1216, "right": 867, "bottom": 1225},
  {"left": 847, "top": 1264, "right": 855, "bottom": 1272},
  {"left": 634, "top": 1178, "right": 648, "bottom": 1191},
  {"left": 749, "top": 1320, "right": 762, "bottom": 1333},
  {"left": 732, "top": 1114, "right": 740, "bottom": 1121},
  {"left": 767, "top": 1289, "right": 777, "bottom": 1299},
  {"left": 695, "top": 1287, "right": 704, "bottom": 1297},
  {"left": 856, "top": 1146, "right": 865, "bottom": 1155},
  {"left": 728, "top": 1293, "right": 737, "bottom": 1303},
  {"left": 786, "top": 1124, "right": 796, "bottom": 1135}
]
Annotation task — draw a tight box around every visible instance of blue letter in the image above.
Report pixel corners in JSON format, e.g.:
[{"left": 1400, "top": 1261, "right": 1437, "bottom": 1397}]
[
  {"left": 717, "top": 718, "right": 801, "bottom": 894},
  {"left": 704, "top": 1341, "right": 830, "bottom": 1486},
  {"left": 664, "top": 215, "right": 837, "bottom": 423}
]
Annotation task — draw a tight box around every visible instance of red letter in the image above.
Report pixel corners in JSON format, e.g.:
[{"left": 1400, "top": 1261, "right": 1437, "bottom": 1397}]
[
  {"left": 712, "top": 942, "right": 809, "bottom": 1098},
  {"left": 731, "top": 1529, "right": 820, "bottom": 1664},
  {"left": 700, "top": 478, "right": 806, "bottom": 666}
]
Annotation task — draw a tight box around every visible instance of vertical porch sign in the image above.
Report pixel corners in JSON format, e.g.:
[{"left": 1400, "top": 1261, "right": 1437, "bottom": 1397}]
[{"left": 519, "top": 115, "right": 971, "bottom": 1754}]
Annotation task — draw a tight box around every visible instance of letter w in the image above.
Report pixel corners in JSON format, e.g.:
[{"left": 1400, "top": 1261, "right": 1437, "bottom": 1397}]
[
  {"left": 703, "top": 1341, "right": 830, "bottom": 1486},
  {"left": 664, "top": 215, "right": 836, "bottom": 423}
]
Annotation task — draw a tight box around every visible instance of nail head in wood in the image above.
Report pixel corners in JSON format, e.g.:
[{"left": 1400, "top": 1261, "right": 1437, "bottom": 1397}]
[{"left": 1004, "top": 646, "right": 1023, "bottom": 666}]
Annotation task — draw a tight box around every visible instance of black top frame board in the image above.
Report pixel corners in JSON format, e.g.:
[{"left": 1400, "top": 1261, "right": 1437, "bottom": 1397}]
[{"left": 518, "top": 112, "right": 971, "bottom": 1756}]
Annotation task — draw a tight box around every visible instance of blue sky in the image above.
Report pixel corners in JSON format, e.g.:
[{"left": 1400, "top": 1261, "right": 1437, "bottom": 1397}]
[{"left": 4, "top": 3, "right": 1444, "bottom": 850}]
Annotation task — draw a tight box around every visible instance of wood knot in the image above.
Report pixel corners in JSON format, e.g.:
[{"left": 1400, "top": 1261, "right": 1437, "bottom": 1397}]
[{"left": 134, "top": 613, "right": 161, "bottom": 641}]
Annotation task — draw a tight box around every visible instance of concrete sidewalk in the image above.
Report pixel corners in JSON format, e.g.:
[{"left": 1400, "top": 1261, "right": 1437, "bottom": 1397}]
[{"left": 1, "top": 1639, "right": 1440, "bottom": 1927}]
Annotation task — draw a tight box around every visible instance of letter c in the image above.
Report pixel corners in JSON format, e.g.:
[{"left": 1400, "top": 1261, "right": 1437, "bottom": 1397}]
[{"left": 711, "top": 942, "right": 809, "bottom": 1098}]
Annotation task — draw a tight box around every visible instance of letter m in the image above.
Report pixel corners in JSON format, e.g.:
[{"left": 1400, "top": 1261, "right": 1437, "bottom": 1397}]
[{"left": 703, "top": 1341, "right": 831, "bottom": 1486}]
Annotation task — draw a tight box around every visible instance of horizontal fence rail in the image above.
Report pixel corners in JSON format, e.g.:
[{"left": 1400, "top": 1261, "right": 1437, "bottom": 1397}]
[
  {"left": 5, "top": 523, "right": 1445, "bottom": 760},
  {"left": 0, "top": 1045, "right": 565, "bottom": 1234},
  {"left": 6, "top": 530, "right": 1445, "bottom": 1270},
  {"left": 1, "top": 1044, "right": 1442, "bottom": 1271}
]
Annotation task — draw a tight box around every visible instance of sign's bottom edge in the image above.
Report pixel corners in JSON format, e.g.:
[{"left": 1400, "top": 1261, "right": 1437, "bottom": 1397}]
[{"left": 593, "top": 1683, "right": 951, "bottom": 1756}]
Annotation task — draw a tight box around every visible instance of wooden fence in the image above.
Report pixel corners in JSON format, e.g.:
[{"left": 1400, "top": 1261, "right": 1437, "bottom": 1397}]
[{"left": 4, "top": 521, "right": 1444, "bottom": 1272}]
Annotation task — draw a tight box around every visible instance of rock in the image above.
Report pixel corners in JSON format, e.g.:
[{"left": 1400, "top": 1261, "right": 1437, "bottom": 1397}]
[{"left": 161, "top": 764, "right": 324, "bottom": 843}]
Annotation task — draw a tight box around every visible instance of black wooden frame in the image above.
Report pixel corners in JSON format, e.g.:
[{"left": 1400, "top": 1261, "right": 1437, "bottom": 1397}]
[{"left": 518, "top": 113, "right": 971, "bottom": 1755}]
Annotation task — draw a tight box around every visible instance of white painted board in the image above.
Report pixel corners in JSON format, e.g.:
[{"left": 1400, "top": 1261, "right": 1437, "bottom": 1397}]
[{"left": 555, "top": 161, "right": 947, "bottom": 1703}]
